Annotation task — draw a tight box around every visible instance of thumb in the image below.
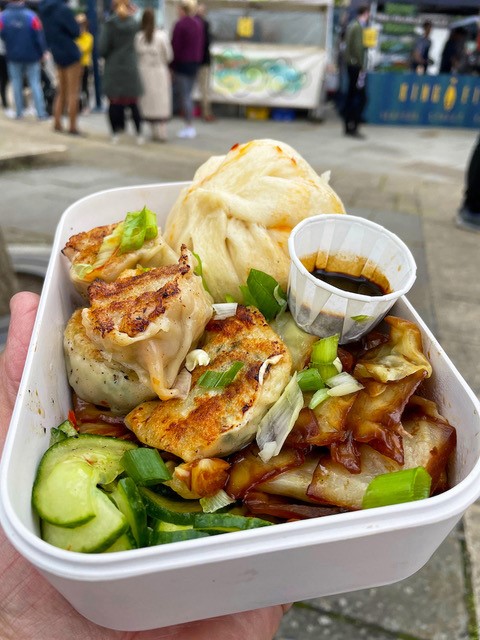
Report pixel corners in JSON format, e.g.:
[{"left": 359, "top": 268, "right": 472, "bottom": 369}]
[{"left": 0, "top": 292, "right": 40, "bottom": 430}]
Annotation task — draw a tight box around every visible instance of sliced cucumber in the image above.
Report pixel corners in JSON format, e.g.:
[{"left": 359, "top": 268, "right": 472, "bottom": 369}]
[
  {"left": 32, "top": 435, "right": 137, "bottom": 527},
  {"left": 104, "top": 530, "right": 137, "bottom": 552},
  {"left": 193, "top": 512, "right": 273, "bottom": 533},
  {"left": 150, "top": 529, "right": 211, "bottom": 545},
  {"left": 153, "top": 520, "right": 193, "bottom": 533},
  {"left": 41, "top": 488, "right": 128, "bottom": 553},
  {"left": 35, "top": 460, "right": 97, "bottom": 527},
  {"left": 139, "top": 487, "right": 202, "bottom": 525},
  {"left": 110, "top": 478, "right": 148, "bottom": 547}
]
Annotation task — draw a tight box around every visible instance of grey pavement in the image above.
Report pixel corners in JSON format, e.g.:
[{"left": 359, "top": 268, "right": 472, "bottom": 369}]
[{"left": 0, "top": 106, "right": 479, "bottom": 639}]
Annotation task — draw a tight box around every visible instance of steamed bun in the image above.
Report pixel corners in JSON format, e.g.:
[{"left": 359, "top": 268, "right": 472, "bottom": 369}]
[{"left": 164, "top": 139, "right": 345, "bottom": 302}]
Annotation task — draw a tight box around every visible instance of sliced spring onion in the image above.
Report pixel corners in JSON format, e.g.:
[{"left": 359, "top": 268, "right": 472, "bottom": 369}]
[
  {"left": 308, "top": 388, "right": 330, "bottom": 410},
  {"left": 199, "top": 489, "right": 235, "bottom": 513},
  {"left": 246, "top": 269, "right": 287, "bottom": 321},
  {"left": 311, "top": 334, "right": 340, "bottom": 365},
  {"left": 185, "top": 349, "right": 210, "bottom": 372},
  {"left": 327, "top": 381, "right": 364, "bottom": 396},
  {"left": 333, "top": 356, "right": 343, "bottom": 373},
  {"left": 316, "top": 363, "right": 339, "bottom": 382},
  {"left": 297, "top": 367, "right": 325, "bottom": 392},
  {"left": 192, "top": 252, "right": 211, "bottom": 294},
  {"left": 256, "top": 374, "right": 303, "bottom": 463},
  {"left": 258, "top": 354, "right": 283, "bottom": 386},
  {"left": 119, "top": 206, "right": 157, "bottom": 254},
  {"left": 225, "top": 294, "right": 236, "bottom": 303},
  {"left": 212, "top": 303, "right": 238, "bottom": 320},
  {"left": 239, "top": 284, "right": 257, "bottom": 307},
  {"left": 198, "top": 361, "right": 244, "bottom": 389},
  {"left": 325, "top": 372, "right": 360, "bottom": 388},
  {"left": 121, "top": 448, "right": 172, "bottom": 486},
  {"left": 273, "top": 284, "right": 288, "bottom": 313},
  {"left": 362, "top": 467, "right": 432, "bottom": 509},
  {"left": 143, "top": 207, "right": 158, "bottom": 241}
]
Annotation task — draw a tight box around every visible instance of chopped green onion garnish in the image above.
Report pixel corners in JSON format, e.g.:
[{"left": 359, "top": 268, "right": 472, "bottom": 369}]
[
  {"left": 143, "top": 207, "right": 158, "bottom": 241},
  {"left": 121, "top": 448, "right": 172, "bottom": 486},
  {"left": 225, "top": 294, "right": 236, "bottom": 303},
  {"left": 311, "top": 334, "right": 339, "bottom": 365},
  {"left": 308, "top": 388, "right": 330, "bottom": 410},
  {"left": 362, "top": 467, "right": 432, "bottom": 510},
  {"left": 200, "top": 489, "right": 235, "bottom": 513},
  {"left": 297, "top": 368, "right": 325, "bottom": 392},
  {"left": 198, "top": 361, "right": 244, "bottom": 389},
  {"left": 192, "top": 252, "right": 211, "bottom": 294},
  {"left": 256, "top": 374, "right": 303, "bottom": 462},
  {"left": 246, "top": 269, "right": 287, "bottom": 321},
  {"left": 119, "top": 206, "right": 157, "bottom": 254},
  {"left": 316, "top": 363, "right": 339, "bottom": 382},
  {"left": 239, "top": 284, "right": 257, "bottom": 307}
]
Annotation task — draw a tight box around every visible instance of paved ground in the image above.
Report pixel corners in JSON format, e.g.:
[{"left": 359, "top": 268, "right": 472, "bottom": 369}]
[{"left": 1, "top": 106, "right": 479, "bottom": 639}]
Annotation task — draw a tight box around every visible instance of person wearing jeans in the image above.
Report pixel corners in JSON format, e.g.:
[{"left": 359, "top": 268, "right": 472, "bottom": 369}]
[
  {"left": 171, "top": 0, "right": 204, "bottom": 139},
  {"left": 0, "top": 0, "right": 48, "bottom": 120}
]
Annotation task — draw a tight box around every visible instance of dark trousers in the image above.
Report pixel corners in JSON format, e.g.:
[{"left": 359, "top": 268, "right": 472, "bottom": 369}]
[
  {"left": 344, "top": 65, "right": 367, "bottom": 133},
  {"left": 464, "top": 135, "right": 480, "bottom": 214},
  {"left": 80, "top": 66, "right": 90, "bottom": 108},
  {"left": 108, "top": 101, "right": 142, "bottom": 135},
  {"left": 0, "top": 54, "right": 9, "bottom": 109}
]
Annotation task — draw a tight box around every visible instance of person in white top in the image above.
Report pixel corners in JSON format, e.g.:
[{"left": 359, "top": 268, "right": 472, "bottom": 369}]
[{"left": 135, "top": 8, "right": 172, "bottom": 142}]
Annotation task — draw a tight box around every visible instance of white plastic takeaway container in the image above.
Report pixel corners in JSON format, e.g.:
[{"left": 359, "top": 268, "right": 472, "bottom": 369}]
[{"left": 1, "top": 183, "right": 479, "bottom": 631}]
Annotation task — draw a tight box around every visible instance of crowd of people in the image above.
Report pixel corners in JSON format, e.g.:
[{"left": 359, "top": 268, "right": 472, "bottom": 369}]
[{"left": 0, "top": 0, "right": 215, "bottom": 142}]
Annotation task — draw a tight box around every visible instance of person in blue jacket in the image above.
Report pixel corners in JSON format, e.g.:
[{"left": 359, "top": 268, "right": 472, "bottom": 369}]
[
  {"left": 38, "top": 0, "right": 81, "bottom": 134},
  {"left": 0, "top": 0, "right": 48, "bottom": 120}
]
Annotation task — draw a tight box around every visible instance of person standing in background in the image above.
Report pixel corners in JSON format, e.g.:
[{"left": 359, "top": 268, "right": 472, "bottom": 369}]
[
  {"left": 456, "top": 135, "right": 480, "bottom": 233},
  {"left": 99, "top": 0, "right": 143, "bottom": 145},
  {"left": 38, "top": 0, "right": 81, "bottom": 134},
  {"left": 196, "top": 3, "right": 215, "bottom": 122},
  {"left": 75, "top": 13, "right": 93, "bottom": 113},
  {"left": 135, "top": 8, "right": 172, "bottom": 142},
  {"left": 343, "top": 4, "right": 370, "bottom": 139},
  {"left": 0, "top": 0, "right": 48, "bottom": 120},
  {"left": 410, "top": 20, "right": 433, "bottom": 74},
  {"left": 440, "top": 27, "right": 467, "bottom": 75},
  {"left": 0, "top": 35, "right": 11, "bottom": 115},
  {"left": 171, "top": 0, "right": 203, "bottom": 139}
]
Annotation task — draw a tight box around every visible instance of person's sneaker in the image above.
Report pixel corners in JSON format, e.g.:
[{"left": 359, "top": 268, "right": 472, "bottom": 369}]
[
  {"left": 456, "top": 207, "right": 480, "bottom": 233},
  {"left": 4, "top": 108, "right": 16, "bottom": 119},
  {"left": 177, "top": 126, "right": 196, "bottom": 139},
  {"left": 111, "top": 134, "right": 120, "bottom": 144},
  {"left": 136, "top": 134, "right": 145, "bottom": 146}
]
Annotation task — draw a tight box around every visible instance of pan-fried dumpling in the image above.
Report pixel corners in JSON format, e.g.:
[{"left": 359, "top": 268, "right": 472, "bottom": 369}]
[
  {"left": 64, "top": 309, "right": 156, "bottom": 414},
  {"left": 164, "top": 139, "right": 345, "bottom": 302},
  {"left": 63, "top": 213, "right": 177, "bottom": 296},
  {"left": 81, "top": 248, "right": 213, "bottom": 401},
  {"left": 354, "top": 316, "right": 432, "bottom": 382}
]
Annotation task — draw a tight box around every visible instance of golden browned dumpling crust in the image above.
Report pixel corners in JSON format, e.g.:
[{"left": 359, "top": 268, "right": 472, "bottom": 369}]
[
  {"left": 125, "top": 306, "right": 292, "bottom": 461},
  {"left": 82, "top": 247, "right": 213, "bottom": 401}
]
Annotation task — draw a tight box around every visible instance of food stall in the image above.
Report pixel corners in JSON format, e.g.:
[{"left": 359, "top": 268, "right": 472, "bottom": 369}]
[
  {"left": 365, "top": 0, "right": 480, "bottom": 128},
  {"left": 164, "top": 0, "right": 334, "bottom": 117}
]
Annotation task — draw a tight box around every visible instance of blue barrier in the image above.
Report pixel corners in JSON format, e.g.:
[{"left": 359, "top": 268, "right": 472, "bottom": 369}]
[{"left": 365, "top": 72, "right": 480, "bottom": 128}]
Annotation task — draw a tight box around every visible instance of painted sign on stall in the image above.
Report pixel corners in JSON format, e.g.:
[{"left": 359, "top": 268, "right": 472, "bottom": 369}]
[
  {"left": 365, "top": 72, "right": 480, "bottom": 128},
  {"left": 209, "top": 43, "right": 326, "bottom": 108}
]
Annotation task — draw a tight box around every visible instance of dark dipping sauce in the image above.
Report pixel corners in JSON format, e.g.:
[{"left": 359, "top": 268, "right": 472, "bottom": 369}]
[{"left": 311, "top": 268, "right": 388, "bottom": 297}]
